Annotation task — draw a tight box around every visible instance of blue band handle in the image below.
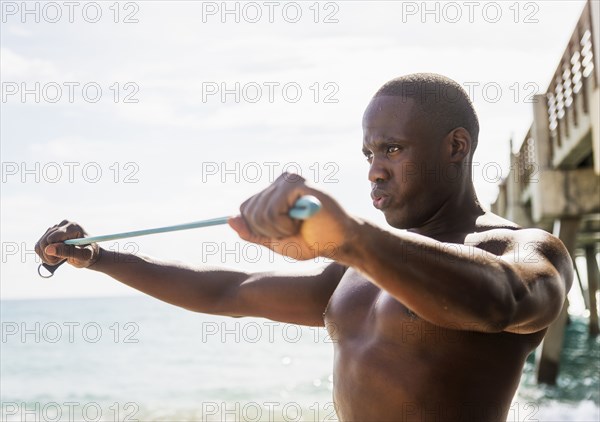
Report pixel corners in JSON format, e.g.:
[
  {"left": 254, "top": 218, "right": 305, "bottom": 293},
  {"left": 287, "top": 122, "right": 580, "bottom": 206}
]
[{"left": 288, "top": 195, "right": 321, "bottom": 220}]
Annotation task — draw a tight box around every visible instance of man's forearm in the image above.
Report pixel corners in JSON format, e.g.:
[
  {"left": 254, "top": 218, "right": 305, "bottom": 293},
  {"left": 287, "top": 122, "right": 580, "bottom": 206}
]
[
  {"left": 336, "top": 220, "right": 520, "bottom": 331},
  {"left": 88, "top": 248, "right": 248, "bottom": 314}
]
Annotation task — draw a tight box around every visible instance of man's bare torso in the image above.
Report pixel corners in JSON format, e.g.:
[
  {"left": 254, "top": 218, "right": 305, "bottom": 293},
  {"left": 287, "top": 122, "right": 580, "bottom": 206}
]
[{"left": 323, "top": 214, "right": 547, "bottom": 422}]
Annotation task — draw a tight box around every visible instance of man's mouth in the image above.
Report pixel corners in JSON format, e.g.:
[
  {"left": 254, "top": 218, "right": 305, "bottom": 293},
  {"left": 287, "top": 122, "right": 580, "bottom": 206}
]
[{"left": 371, "top": 188, "right": 391, "bottom": 210}]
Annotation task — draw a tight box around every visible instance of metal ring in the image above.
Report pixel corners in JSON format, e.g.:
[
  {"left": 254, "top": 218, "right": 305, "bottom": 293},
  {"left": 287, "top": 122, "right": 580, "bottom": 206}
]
[{"left": 38, "top": 264, "right": 54, "bottom": 278}]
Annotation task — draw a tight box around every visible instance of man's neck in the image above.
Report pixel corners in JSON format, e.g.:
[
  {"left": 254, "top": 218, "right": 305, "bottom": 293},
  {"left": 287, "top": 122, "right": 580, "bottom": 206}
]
[{"left": 408, "top": 183, "right": 484, "bottom": 241}]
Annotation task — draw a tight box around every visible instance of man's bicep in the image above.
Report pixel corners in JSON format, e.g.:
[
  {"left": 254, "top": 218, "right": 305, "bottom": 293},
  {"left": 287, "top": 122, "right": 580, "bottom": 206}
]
[
  {"left": 220, "top": 262, "right": 346, "bottom": 327},
  {"left": 503, "top": 230, "right": 573, "bottom": 334}
]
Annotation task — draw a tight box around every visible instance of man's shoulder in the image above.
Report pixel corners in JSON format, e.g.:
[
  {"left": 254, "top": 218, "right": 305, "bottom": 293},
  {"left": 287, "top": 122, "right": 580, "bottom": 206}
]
[
  {"left": 470, "top": 213, "right": 571, "bottom": 268},
  {"left": 473, "top": 212, "right": 559, "bottom": 244},
  {"left": 467, "top": 212, "right": 563, "bottom": 254},
  {"left": 471, "top": 213, "right": 573, "bottom": 293}
]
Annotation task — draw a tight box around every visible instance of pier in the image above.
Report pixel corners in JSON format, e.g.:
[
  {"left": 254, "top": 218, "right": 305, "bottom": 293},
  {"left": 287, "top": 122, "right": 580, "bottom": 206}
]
[{"left": 492, "top": 0, "right": 600, "bottom": 385}]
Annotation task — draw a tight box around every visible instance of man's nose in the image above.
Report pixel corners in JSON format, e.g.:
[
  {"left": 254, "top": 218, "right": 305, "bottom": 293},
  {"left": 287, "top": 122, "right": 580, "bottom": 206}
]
[{"left": 368, "top": 156, "right": 390, "bottom": 183}]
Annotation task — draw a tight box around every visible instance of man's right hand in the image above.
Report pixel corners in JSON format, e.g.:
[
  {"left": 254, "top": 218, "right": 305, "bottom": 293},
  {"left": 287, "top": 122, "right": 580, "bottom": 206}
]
[{"left": 35, "top": 220, "right": 100, "bottom": 269}]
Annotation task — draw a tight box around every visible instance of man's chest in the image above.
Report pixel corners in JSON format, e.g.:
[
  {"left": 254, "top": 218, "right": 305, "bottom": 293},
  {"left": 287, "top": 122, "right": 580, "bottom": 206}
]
[{"left": 323, "top": 268, "right": 425, "bottom": 342}]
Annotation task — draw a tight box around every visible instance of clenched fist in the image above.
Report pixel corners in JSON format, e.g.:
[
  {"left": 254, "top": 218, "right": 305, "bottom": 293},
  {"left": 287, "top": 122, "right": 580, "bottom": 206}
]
[
  {"left": 228, "top": 173, "right": 357, "bottom": 261},
  {"left": 35, "top": 220, "right": 100, "bottom": 269}
]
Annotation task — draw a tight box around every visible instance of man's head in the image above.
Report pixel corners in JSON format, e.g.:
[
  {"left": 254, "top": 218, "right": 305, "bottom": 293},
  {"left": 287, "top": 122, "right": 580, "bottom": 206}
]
[{"left": 363, "top": 73, "right": 479, "bottom": 229}]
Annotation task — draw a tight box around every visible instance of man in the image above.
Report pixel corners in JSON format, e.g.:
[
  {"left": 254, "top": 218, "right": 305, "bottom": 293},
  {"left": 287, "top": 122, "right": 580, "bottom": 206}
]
[{"left": 36, "top": 73, "right": 573, "bottom": 421}]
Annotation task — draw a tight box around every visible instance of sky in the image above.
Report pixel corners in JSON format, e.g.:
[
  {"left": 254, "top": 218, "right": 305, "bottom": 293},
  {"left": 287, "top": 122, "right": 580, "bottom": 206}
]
[{"left": 0, "top": 0, "right": 591, "bottom": 299}]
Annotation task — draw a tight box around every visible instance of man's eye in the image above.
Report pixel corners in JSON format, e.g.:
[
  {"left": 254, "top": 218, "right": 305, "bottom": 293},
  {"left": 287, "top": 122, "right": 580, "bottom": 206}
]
[
  {"left": 363, "top": 152, "right": 373, "bottom": 161},
  {"left": 387, "top": 145, "right": 401, "bottom": 154}
]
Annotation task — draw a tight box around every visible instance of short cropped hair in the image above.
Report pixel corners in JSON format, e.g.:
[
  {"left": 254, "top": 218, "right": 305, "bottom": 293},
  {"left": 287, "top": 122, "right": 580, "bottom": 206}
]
[{"left": 374, "top": 73, "right": 479, "bottom": 153}]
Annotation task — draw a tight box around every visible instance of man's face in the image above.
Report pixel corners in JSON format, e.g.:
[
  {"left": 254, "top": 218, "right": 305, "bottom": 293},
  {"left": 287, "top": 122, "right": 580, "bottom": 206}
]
[{"left": 362, "top": 95, "right": 453, "bottom": 229}]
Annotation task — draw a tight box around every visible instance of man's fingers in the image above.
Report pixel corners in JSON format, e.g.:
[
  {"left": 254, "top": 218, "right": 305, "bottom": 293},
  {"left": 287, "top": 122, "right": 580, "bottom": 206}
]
[
  {"left": 228, "top": 216, "right": 247, "bottom": 236},
  {"left": 36, "top": 230, "right": 57, "bottom": 264},
  {"left": 229, "top": 215, "right": 316, "bottom": 260},
  {"left": 45, "top": 243, "right": 72, "bottom": 258},
  {"left": 265, "top": 193, "right": 301, "bottom": 237},
  {"left": 38, "top": 250, "right": 64, "bottom": 265},
  {"left": 47, "top": 225, "right": 83, "bottom": 243},
  {"left": 239, "top": 194, "right": 300, "bottom": 239},
  {"left": 45, "top": 243, "right": 93, "bottom": 263},
  {"left": 229, "top": 216, "right": 260, "bottom": 243},
  {"left": 228, "top": 216, "right": 272, "bottom": 245}
]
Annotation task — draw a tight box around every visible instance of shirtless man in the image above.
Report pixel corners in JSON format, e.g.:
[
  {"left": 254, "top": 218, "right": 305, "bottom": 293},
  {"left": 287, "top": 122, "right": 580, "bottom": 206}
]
[{"left": 36, "top": 73, "right": 573, "bottom": 421}]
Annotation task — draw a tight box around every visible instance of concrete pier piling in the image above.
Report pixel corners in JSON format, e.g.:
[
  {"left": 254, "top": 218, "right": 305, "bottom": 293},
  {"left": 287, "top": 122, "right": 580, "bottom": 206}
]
[
  {"left": 536, "top": 219, "right": 580, "bottom": 385},
  {"left": 585, "top": 244, "right": 599, "bottom": 336}
]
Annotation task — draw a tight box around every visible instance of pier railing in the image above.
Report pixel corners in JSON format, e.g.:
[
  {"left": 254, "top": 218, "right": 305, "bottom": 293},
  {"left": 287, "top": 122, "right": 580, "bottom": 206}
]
[{"left": 547, "top": 1, "right": 597, "bottom": 168}]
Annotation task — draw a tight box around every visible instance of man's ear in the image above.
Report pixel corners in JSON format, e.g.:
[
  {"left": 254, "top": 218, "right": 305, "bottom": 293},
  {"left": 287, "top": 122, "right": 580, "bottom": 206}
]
[{"left": 446, "top": 127, "right": 472, "bottom": 163}]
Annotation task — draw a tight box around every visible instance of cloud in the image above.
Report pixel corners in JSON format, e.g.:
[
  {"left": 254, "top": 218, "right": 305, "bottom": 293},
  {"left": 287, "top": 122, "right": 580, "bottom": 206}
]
[
  {"left": 0, "top": 47, "right": 59, "bottom": 79},
  {"left": 5, "top": 25, "right": 33, "bottom": 38}
]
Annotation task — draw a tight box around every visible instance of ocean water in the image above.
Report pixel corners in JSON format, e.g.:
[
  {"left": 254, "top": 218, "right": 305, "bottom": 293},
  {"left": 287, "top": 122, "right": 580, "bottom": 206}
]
[{"left": 1, "top": 296, "right": 598, "bottom": 422}]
